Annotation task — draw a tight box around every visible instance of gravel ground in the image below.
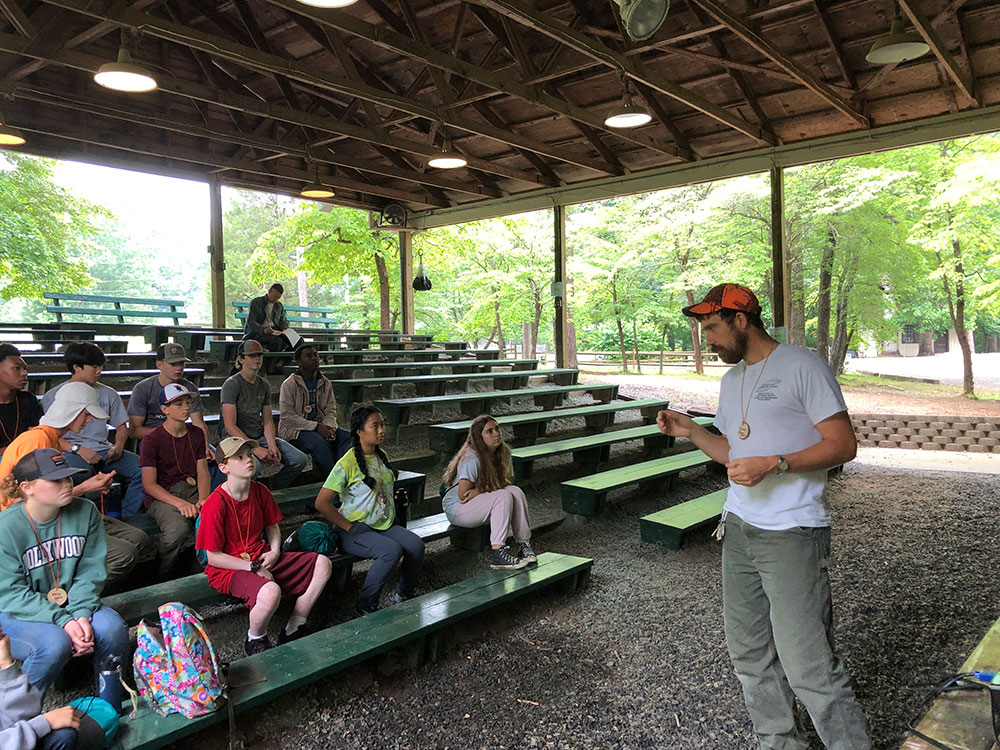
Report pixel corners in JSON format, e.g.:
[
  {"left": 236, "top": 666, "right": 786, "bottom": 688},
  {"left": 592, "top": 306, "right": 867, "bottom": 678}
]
[{"left": 48, "top": 377, "right": 1000, "bottom": 749}]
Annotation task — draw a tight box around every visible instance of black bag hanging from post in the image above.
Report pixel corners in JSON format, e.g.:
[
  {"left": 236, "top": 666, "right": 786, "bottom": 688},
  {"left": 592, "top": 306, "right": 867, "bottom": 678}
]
[{"left": 412, "top": 252, "right": 432, "bottom": 291}]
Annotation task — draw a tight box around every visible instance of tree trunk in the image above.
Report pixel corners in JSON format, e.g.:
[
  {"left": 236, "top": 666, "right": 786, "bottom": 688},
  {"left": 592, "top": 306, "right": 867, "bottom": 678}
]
[
  {"left": 522, "top": 322, "right": 531, "bottom": 362},
  {"left": 493, "top": 295, "right": 505, "bottom": 359},
  {"left": 937, "top": 229, "right": 974, "bottom": 397},
  {"left": 829, "top": 253, "right": 856, "bottom": 376},
  {"left": 373, "top": 252, "right": 391, "bottom": 330},
  {"left": 566, "top": 322, "right": 578, "bottom": 368},
  {"left": 788, "top": 248, "right": 806, "bottom": 347},
  {"left": 685, "top": 289, "right": 704, "bottom": 375},
  {"left": 531, "top": 287, "right": 541, "bottom": 359},
  {"left": 631, "top": 319, "right": 642, "bottom": 375},
  {"left": 816, "top": 229, "right": 835, "bottom": 364},
  {"left": 611, "top": 275, "right": 629, "bottom": 372},
  {"left": 659, "top": 322, "right": 668, "bottom": 375},
  {"left": 918, "top": 330, "right": 935, "bottom": 356}
]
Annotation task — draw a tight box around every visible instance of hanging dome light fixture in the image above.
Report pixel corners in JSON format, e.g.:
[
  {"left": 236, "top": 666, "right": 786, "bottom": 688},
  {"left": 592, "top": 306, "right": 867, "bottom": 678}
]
[
  {"left": 297, "top": 0, "right": 358, "bottom": 7},
  {"left": 0, "top": 102, "right": 25, "bottom": 146},
  {"left": 300, "top": 166, "right": 335, "bottom": 199},
  {"left": 604, "top": 78, "right": 652, "bottom": 129},
  {"left": 94, "top": 32, "right": 157, "bottom": 92},
  {"left": 866, "top": 11, "right": 929, "bottom": 65},
  {"left": 428, "top": 137, "right": 467, "bottom": 169}
]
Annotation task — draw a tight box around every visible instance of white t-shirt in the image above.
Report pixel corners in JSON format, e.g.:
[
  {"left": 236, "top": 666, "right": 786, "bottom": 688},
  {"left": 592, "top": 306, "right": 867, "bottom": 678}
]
[
  {"left": 715, "top": 343, "right": 847, "bottom": 530},
  {"left": 442, "top": 453, "right": 480, "bottom": 519}
]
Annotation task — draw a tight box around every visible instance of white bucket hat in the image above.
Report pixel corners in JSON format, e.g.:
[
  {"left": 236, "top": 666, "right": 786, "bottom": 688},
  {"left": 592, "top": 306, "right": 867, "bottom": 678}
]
[{"left": 40, "top": 381, "right": 109, "bottom": 428}]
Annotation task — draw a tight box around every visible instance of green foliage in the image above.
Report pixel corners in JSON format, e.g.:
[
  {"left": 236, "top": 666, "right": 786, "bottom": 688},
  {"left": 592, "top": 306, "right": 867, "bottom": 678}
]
[{"left": 0, "top": 154, "right": 106, "bottom": 303}]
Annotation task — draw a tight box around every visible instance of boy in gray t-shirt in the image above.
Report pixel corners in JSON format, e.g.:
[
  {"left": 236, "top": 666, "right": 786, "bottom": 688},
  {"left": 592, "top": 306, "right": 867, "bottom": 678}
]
[{"left": 220, "top": 340, "right": 305, "bottom": 490}]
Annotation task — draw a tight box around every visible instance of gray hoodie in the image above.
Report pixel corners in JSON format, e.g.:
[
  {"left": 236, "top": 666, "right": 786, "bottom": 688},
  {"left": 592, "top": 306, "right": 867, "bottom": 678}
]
[{"left": 0, "top": 663, "right": 51, "bottom": 749}]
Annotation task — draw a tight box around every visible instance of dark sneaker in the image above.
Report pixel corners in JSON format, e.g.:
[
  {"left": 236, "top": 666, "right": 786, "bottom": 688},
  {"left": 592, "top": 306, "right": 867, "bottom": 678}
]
[
  {"left": 518, "top": 541, "right": 538, "bottom": 565},
  {"left": 278, "top": 623, "right": 314, "bottom": 645},
  {"left": 244, "top": 636, "right": 272, "bottom": 656},
  {"left": 490, "top": 546, "right": 529, "bottom": 570},
  {"left": 355, "top": 602, "right": 380, "bottom": 617},
  {"left": 393, "top": 592, "right": 409, "bottom": 604}
]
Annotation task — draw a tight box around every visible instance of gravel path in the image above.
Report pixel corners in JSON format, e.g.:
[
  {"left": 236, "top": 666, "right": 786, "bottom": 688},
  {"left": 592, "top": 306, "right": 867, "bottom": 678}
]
[{"left": 109, "top": 444, "right": 998, "bottom": 750}]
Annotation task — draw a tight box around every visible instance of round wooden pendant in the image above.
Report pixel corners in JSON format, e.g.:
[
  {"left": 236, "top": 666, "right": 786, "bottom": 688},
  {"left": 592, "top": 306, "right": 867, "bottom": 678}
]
[
  {"left": 47, "top": 587, "right": 69, "bottom": 607},
  {"left": 737, "top": 421, "right": 751, "bottom": 440},
  {"left": 240, "top": 552, "right": 252, "bottom": 561},
  {"left": 185, "top": 476, "right": 197, "bottom": 487}
]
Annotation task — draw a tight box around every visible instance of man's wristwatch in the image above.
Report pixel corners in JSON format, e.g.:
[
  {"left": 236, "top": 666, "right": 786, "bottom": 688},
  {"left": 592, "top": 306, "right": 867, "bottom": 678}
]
[
  {"left": 250, "top": 560, "right": 262, "bottom": 573},
  {"left": 776, "top": 455, "right": 789, "bottom": 474},
  {"left": 70, "top": 444, "right": 80, "bottom": 454}
]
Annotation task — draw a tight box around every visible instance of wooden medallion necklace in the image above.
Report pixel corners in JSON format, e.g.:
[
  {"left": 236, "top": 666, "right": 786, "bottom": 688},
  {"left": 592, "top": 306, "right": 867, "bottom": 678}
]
[
  {"left": 0, "top": 394, "right": 20, "bottom": 445},
  {"left": 170, "top": 431, "right": 200, "bottom": 487},
  {"left": 25, "top": 508, "right": 68, "bottom": 606},
  {"left": 737, "top": 342, "right": 778, "bottom": 440},
  {"left": 223, "top": 481, "right": 255, "bottom": 561}
]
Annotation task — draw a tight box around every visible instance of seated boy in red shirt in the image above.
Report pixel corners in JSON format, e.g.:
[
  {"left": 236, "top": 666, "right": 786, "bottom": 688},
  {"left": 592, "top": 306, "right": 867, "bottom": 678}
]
[{"left": 195, "top": 437, "right": 332, "bottom": 656}]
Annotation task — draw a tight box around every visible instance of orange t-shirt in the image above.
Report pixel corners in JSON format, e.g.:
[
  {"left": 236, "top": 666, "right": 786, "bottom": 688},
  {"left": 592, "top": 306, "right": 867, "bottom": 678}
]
[{"left": 0, "top": 425, "right": 60, "bottom": 482}]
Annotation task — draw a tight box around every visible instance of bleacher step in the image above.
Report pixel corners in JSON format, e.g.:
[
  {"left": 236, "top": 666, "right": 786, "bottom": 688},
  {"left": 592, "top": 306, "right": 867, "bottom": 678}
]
[{"left": 639, "top": 489, "right": 728, "bottom": 550}]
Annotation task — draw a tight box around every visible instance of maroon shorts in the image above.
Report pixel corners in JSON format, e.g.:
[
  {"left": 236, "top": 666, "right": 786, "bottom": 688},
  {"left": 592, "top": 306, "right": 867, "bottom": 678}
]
[{"left": 227, "top": 551, "right": 321, "bottom": 608}]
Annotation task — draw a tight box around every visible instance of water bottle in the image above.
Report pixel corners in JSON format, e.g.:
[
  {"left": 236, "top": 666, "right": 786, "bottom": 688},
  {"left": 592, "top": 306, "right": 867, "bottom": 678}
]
[{"left": 98, "top": 655, "right": 124, "bottom": 714}]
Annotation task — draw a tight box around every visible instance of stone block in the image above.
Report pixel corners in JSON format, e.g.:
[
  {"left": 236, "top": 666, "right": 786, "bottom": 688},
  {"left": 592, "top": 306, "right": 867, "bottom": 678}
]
[
  {"left": 866, "top": 420, "right": 885, "bottom": 429},
  {"left": 899, "top": 441, "right": 920, "bottom": 450},
  {"left": 967, "top": 444, "right": 988, "bottom": 453},
  {"left": 911, "top": 435, "right": 928, "bottom": 444},
  {"left": 940, "top": 429, "right": 960, "bottom": 438},
  {"left": 963, "top": 430, "right": 985, "bottom": 439},
  {"left": 993, "top": 445, "right": 1000, "bottom": 453},
  {"left": 922, "top": 442, "right": 943, "bottom": 451},
  {"left": 918, "top": 428, "right": 939, "bottom": 437},
  {"left": 989, "top": 431, "right": 1000, "bottom": 439},
  {"left": 885, "top": 420, "right": 905, "bottom": 429},
  {"left": 975, "top": 423, "right": 995, "bottom": 432},
  {"left": 955, "top": 437, "right": 975, "bottom": 446},
  {"left": 858, "top": 439, "right": 877, "bottom": 448},
  {"left": 875, "top": 427, "right": 894, "bottom": 436},
  {"left": 980, "top": 437, "right": 998, "bottom": 447},
  {"left": 897, "top": 428, "right": 915, "bottom": 437},
  {"left": 878, "top": 440, "right": 896, "bottom": 449},
  {"left": 929, "top": 421, "right": 951, "bottom": 430},
  {"left": 932, "top": 436, "right": 951, "bottom": 444},
  {"left": 908, "top": 421, "right": 928, "bottom": 430},
  {"left": 890, "top": 434, "right": 907, "bottom": 443},
  {"left": 953, "top": 422, "right": 974, "bottom": 431},
  {"left": 944, "top": 443, "right": 965, "bottom": 452}
]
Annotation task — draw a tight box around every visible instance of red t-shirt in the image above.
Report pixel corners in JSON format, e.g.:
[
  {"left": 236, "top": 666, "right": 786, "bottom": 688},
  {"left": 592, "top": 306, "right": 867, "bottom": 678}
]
[
  {"left": 196, "top": 482, "right": 282, "bottom": 591},
  {"left": 138, "top": 425, "right": 206, "bottom": 508}
]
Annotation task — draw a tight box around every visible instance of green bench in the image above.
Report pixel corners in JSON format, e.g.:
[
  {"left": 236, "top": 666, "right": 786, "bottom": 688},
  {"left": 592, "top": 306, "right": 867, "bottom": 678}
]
[
  {"left": 332, "top": 368, "right": 579, "bottom": 406},
  {"left": 374, "top": 383, "right": 620, "bottom": 436},
  {"left": 112, "top": 552, "right": 592, "bottom": 750},
  {"left": 45, "top": 293, "right": 186, "bottom": 327},
  {"left": 27, "top": 368, "right": 205, "bottom": 395},
  {"left": 312, "top": 358, "right": 537, "bottom": 382},
  {"left": 639, "top": 489, "right": 728, "bottom": 550},
  {"left": 142, "top": 326, "right": 242, "bottom": 350},
  {"left": 20, "top": 352, "right": 161, "bottom": 371},
  {"left": 427, "top": 398, "right": 670, "bottom": 454},
  {"left": 511, "top": 423, "right": 675, "bottom": 480},
  {"left": 3, "top": 328, "right": 98, "bottom": 352}
]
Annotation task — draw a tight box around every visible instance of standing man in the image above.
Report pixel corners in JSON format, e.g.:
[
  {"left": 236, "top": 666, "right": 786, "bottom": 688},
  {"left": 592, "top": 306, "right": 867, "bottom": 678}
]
[
  {"left": 278, "top": 344, "right": 351, "bottom": 479},
  {"left": 656, "top": 284, "right": 867, "bottom": 750},
  {"left": 244, "top": 283, "right": 292, "bottom": 352},
  {"left": 0, "top": 344, "right": 41, "bottom": 457},
  {"left": 221, "top": 340, "right": 306, "bottom": 489},
  {"left": 41, "top": 342, "right": 144, "bottom": 519}
]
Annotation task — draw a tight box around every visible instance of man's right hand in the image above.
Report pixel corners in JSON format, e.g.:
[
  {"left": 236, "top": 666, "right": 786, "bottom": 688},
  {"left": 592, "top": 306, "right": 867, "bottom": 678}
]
[
  {"left": 44, "top": 706, "right": 81, "bottom": 731},
  {"left": 76, "top": 471, "right": 116, "bottom": 496},
  {"left": 77, "top": 446, "right": 101, "bottom": 465},
  {"left": 656, "top": 409, "right": 697, "bottom": 438},
  {"left": 253, "top": 446, "right": 277, "bottom": 464},
  {"left": 316, "top": 424, "right": 334, "bottom": 440}
]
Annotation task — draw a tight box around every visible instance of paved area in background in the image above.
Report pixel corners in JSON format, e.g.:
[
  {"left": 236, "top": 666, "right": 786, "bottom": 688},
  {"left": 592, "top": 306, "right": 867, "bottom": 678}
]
[{"left": 846, "top": 352, "right": 1000, "bottom": 388}]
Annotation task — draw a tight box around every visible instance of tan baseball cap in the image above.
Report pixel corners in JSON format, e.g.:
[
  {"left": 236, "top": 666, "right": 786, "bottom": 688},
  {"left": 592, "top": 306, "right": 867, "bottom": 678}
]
[
  {"left": 157, "top": 343, "right": 191, "bottom": 364},
  {"left": 214, "top": 436, "right": 259, "bottom": 463}
]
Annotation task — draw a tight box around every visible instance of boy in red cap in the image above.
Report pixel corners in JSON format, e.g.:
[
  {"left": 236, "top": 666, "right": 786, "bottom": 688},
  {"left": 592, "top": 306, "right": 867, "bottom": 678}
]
[
  {"left": 196, "top": 437, "right": 332, "bottom": 656},
  {"left": 659, "top": 283, "right": 868, "bottom": 750}
]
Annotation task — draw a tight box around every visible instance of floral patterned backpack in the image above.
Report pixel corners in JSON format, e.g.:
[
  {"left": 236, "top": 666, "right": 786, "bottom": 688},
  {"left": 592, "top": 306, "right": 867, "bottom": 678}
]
[{"left": 132, "top": 602, "right": 226, "bottom": 718}]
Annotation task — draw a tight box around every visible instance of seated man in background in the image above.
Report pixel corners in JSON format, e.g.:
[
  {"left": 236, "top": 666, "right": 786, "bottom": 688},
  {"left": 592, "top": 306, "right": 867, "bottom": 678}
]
[
  {"left": 0, "top": 344, "right": 41, "bottom": 457},
  {"left": 2, "top": 381, "right": 150, "bottom": 587},
  {"left": 244, "top": 283, "right": 293, "bottom": 352},
  {"left": 221, "top": 340, "right": 306, "bottom": 490},
  {"left": 279, "top": 344, "right": 350, "bottom": 479},
  {"left": 41, "top": 342, "right": 144, "bottom": 519}
]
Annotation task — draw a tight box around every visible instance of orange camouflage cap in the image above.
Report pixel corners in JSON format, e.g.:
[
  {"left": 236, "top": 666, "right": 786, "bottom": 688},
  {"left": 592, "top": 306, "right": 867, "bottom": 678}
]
[{"left": 682, "top": 283, "right": 762, "bottom": 318}]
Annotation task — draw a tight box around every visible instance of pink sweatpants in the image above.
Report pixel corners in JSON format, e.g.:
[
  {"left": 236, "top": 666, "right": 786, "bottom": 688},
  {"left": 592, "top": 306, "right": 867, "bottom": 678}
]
[{"left": 449, "top": 485, "right": 531, "bottom": 546}]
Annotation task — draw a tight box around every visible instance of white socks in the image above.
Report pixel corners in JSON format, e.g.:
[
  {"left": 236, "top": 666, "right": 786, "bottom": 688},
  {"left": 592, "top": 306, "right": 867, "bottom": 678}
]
[{"left": 247, "top": 630, "right": 266, "bottom": 641}]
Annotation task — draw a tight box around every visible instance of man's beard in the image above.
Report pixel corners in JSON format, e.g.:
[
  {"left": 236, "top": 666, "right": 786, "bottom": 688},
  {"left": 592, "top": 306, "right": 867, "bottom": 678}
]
[{"left": 712, "top": 327, "right": 749, "bottom": 364}]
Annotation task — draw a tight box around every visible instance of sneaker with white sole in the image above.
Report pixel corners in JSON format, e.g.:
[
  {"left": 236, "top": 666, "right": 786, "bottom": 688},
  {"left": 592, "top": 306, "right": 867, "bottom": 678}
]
[
  {"left": 517, "top": 541, "right": 538, "bottom": 564},
  {"left": 490, "top": 546, "right": 529, "bottom": 569}
]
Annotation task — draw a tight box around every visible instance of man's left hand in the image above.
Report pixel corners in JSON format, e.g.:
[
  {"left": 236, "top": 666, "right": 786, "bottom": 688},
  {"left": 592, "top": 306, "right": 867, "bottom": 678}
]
[
  {"left": 726, "top": 456, "right": 779, "bottom": 487},
  {"left": 105, "top": 446, "right": 123, "bottom": 463},
  {"left": 261, "top": 549, "right": 280, "bottom": 569}
]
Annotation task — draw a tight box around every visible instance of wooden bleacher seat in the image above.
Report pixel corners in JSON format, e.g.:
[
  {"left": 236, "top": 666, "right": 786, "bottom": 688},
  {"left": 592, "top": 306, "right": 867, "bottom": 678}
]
[
  {"left": 44, "top": 292, "right": 186, "bottom": 328},
  {"left": 331, "top": 368, "right": 579, "bottom": 406},
  {"left": 639, "top": 488, "right": 728, "bottom": 549},
  {"left": 21, "top": 352, "right": 162, "bottom": 371},
  {"left": 27, "top": 368, "right": 205, "bottom": 394},
  {"left": 510, "top": 423, "right": 674, "bottom": 480},
  {"left": 427, "top": 398, "right": 670, "bottom": 454},
  {"left": 307, "top": 358, "right": 538, "bottom": 381},
  {"left": 112, "top": 553, "right": 592, "bottom": 749},
  {"left": 374, "top": 383, "right": 620, "bottom": 437}
]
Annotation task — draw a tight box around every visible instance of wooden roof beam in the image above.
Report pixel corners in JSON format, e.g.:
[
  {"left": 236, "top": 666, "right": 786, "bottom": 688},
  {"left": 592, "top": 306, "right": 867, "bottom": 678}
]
[
  {"left": 0, "top": 0, "right": 36, "bottom": 38},
  {"left": 35, "top": 0, "right": 614, "bottom": 175},
  {"left": 898, "top": 0, "right": 980, "bottom": 106},
  {"left": 812, "top": 0, "right": 856, "bottom": 90},
  {"left": 462, "top": 0, "right": 775, "bottom": 145},
  {"left": 684, "top": 0, "right": 868, "bottom": 127},
  {"left": 268, "top": 0, "right": 692, "bottom": 162}
]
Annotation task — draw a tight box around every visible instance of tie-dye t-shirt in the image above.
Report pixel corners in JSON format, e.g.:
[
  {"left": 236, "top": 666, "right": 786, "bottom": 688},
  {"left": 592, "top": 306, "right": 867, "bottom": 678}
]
[{"left": 322, "top": 450, "right": 395, "bottom": 530}]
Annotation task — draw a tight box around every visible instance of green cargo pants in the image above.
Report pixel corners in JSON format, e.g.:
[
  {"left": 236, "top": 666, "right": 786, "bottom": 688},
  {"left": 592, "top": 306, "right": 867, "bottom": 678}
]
[{"left": 722, "top": 513, "right": 870, "bottom": 750}]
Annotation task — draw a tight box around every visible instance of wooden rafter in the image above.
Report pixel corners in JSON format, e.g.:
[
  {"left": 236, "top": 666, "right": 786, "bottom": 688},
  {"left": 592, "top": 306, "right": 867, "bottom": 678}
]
[
  {"left": 898, "top": 0, "right": 979, "bottom": 106},
  {"left": 33, "top": 0, "right": 615, "bottom": 175},
  {"left": 685, "top": 0, "right": 868, "bottom": 127},
  {"left": 0, "top": 0, "right": 35, "bottom": 38},
  {"left": 812, "top": 0, "right": 856, "bottom": 90},
  {"left": 270, "top": 0, "right": 692, "bottom": 161},
  {"left": 462, "top": 0, "right": 776, "bottom": 145}
]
